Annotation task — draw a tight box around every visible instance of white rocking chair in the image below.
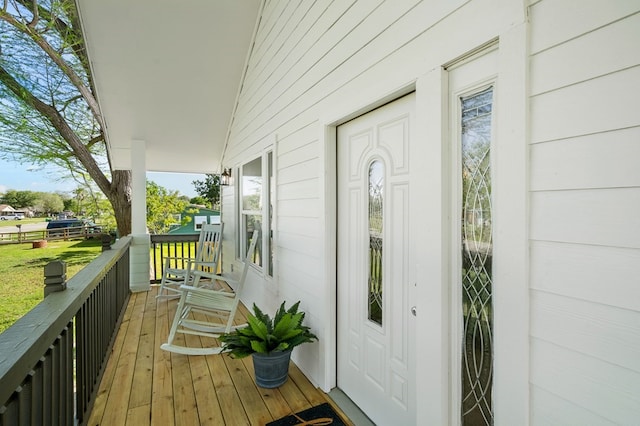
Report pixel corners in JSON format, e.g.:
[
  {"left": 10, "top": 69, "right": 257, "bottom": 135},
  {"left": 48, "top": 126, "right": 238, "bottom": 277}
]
[
  {"left": 156, "top": 223, "right": 223, "bottom": 299},
  {"left": 160, "top": 230, "right": 259, "bottom": 355}
]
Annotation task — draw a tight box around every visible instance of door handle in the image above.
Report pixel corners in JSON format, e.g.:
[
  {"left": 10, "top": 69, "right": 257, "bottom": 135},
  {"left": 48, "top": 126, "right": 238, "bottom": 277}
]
[{"left": 411, "top": 306, "right": 417, "bottom": 317}]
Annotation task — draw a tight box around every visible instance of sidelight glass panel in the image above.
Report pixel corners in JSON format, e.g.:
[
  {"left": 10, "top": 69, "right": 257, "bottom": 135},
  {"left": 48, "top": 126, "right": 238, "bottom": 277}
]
[
  {"left": 241, "top": 157, "right": 263, "bottom": 266},
  {"left": 460, "top": 87, "right": 494, "bottom": 425},
  {"left": 368, "top": 160, "right": 383, "bottom": 326},
  {"left": 242, "top": 157, "right": 262, "bottom": 211}
]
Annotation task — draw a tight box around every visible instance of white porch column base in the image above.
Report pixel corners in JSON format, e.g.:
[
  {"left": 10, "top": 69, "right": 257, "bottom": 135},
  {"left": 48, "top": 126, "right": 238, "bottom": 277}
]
[{"left": 129, "top": 233, "right": 151, "bottom": 292}]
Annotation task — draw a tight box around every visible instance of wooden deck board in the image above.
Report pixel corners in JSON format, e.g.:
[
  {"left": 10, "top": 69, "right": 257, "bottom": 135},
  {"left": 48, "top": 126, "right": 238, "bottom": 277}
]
[
  {"left": 87, "top": 290, "right": 136, "bottom": 425},
  {"left": 88, "top": 285, "right": 352, "bottom": 426},
  {"left": 100, "top": 291, "right": 146, "bottom": 425},
  {"left": 126, "top": 404, "right": 150, "bottom": 425},
  {"left": 130, "top": 290, "right": 155, "bottom": 409},
  {"left": 151, "top": 289, "right": 175, "bottom": 426}
]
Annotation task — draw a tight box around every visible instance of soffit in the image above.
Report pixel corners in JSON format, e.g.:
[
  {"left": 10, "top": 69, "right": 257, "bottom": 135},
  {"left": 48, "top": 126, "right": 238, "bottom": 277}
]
[{"left": 76, "top": 0, "right": 261, "bottom": 173}]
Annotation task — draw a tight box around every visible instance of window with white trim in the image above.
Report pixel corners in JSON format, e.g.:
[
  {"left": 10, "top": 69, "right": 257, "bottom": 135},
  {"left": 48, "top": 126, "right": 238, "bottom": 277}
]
[{"left": 239, "top": 152, "right": 274, "bottom": 277}]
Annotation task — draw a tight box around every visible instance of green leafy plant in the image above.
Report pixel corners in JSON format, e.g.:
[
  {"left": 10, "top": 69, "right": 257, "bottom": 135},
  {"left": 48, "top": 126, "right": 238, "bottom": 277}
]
[{"left": 219, "top": 301, "right": 318, "bottom": 358}]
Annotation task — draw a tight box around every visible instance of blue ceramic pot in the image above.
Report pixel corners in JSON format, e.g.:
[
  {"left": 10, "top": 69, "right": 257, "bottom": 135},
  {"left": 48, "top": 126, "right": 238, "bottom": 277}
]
[{"left": 252, "top": 350, "right": 292, "bottom": 388}]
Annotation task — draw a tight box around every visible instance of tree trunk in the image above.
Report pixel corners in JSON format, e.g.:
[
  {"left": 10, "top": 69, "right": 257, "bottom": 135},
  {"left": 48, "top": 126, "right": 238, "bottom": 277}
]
[{"left": 107, "top": 170, "right": 132, "bottom": 236}]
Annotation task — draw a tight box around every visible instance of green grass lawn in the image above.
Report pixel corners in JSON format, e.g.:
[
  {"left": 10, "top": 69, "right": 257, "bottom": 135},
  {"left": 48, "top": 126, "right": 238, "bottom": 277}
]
[{"left": 0, "top": 239, "right": 103, "bottom": 333}]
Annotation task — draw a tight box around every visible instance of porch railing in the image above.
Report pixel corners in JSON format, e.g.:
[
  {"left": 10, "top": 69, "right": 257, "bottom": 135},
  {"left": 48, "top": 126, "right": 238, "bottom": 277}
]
[
  {"left": 0, "top": 236, "right": 132, "bottom": 426},
  {"left": 149, "top": 233, "right": 200, "bottom": 283}
]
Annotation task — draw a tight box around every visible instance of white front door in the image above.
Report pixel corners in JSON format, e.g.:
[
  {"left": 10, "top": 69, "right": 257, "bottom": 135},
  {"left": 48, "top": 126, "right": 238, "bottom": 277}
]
[{"left": 337, "top": 93, "right": 416, "bottom": 425}]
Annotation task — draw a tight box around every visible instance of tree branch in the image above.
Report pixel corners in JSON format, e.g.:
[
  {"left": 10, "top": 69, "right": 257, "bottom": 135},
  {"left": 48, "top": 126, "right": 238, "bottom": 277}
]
[
  {"left": 86, "top": 134, "right": 104, "bottom": 149},
  {"left": 60, "top": 94, "right": 82, "bottom": 111},
  {"left": 0, "top": 63, "right": 111, "bottom": 194},
  {"left": 0, "top": 7, "right": 104, "bottom": 129},
  {"left": 26, "top": 0, "right": 37, "bottom": 27},
  {"left": 14, "top": 0, "right": 93, "bottom": 89}
]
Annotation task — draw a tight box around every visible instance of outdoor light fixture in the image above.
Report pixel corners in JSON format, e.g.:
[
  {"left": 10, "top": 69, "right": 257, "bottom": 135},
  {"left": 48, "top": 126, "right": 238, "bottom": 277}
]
[{"left": 221, "top": 168, "right": 231, "bottom": 186}]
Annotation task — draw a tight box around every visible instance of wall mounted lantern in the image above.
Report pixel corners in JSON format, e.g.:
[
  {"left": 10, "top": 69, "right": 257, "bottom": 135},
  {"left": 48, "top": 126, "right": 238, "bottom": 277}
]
[{"left": 221, "top": 168, "right": 231, "bottom": 186}]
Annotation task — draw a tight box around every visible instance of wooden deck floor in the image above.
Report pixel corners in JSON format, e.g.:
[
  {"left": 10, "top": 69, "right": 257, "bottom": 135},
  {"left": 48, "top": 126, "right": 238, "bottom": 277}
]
[{"left": 88, "top": 285, "right": 351, "bottom": 426}]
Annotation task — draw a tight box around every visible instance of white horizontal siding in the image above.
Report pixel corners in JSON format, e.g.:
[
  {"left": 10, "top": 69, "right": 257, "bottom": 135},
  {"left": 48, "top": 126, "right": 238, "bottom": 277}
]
[
  {"left": 276, "top": 216, "right": 321, "bottom": 239},
  {"left": 248, "top": 0, "right": 288, "bottom": 62},
  {"left": 530, "top": 12, "right": 640, "bottom": 95},
  {"left": 279, "top": 146, "right": 319, "bottom": 175},
  {"left": 278, "top": 199, "right": 320, "bottom": 218},
  {"left": 241, "top": 0, "right": 332, "bottom": 104},
  {"left": 531, "top": 291, "right": 640, "bottom": 372},
  {"left": 226, "top": 0, "right": 493, "bottom": 154},
  {"left": 276, "top": 230, "right": 322, "bottom": 258},
  {"left": 278, "top": 139, "right": 319, "bottom": 170},
  {"left": 530, "top": 126, "right": 640, "bottom": 191},
  {"left": 245, "top": 1, "right": 307, "bottom": 84},
  {"left": 278, "top": 178, "right": 319, "bottom": 201},
  {"left": 529, "top": 1, "right": 640, "bottom": 424},
  {"left": 232, "top": 0, "right": 419, "bottom": 144},
  {"left": 277, "top": 246, "right": 322, "bottom": 283},
  {"left": 530, "top": 65, "right": 640, "bottom": 144},
  {"left": 229, "top": 0, "right": 374, "bottom": 148},
  {"left": 530, "top": 188, "right": 640, "bottom": 249},
  {"left": 530, "top": 241, "right": 640, "bottom": 312},
  {"left": 531, "top": 386, "right": 617, "bottom": 426},
  {"left": 530, "top": 338, "right": 640, "bottom": 423},
  {"left": 278, "top": 161, "right": 320, "bottom": 187},
  {"left": 529, "top": 0, "right": 639, "bottom": 54}
]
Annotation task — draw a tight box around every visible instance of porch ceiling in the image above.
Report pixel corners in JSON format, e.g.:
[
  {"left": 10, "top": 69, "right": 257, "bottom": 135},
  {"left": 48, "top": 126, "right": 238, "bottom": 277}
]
[{"left": 75, "top": 0, "right": 261, "bottom": 173}]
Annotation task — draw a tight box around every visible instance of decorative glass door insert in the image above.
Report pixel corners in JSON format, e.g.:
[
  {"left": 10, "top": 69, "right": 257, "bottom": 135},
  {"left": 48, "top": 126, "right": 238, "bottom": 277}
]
[
  {"left": 460, "top": 87, "right": 494, "bottom": 425},
  {"left": 368, "top": 160, "right": 384, "bottom": 326}
]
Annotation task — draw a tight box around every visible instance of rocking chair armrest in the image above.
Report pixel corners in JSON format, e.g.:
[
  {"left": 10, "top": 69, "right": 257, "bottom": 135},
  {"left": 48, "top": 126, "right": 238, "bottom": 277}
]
[
  {"left": 179, "top": 284, "right": 236, "bottom": 297},
  {"left": 189, "top": 270, "right": 238, "bottom": 285}
]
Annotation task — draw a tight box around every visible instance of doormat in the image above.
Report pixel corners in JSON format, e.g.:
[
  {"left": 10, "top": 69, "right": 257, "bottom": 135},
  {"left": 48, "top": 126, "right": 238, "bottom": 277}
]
[{"left": 266, "top": 402, "right": 347, "bottom": 426}]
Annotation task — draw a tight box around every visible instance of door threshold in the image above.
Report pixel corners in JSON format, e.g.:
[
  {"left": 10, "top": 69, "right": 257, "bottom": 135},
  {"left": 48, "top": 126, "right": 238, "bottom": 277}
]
[{"left": 328, "top": 388, "right": 376, "bottom": 426}]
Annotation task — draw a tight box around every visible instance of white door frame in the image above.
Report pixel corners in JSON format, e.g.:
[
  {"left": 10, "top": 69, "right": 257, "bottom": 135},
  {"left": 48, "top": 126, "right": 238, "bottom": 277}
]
[
  {"left": 413, "top": 32, "right": 530, "bottom": 425},
  {"left": 319, "top": 26, "right": 529, "bottom": 426}
]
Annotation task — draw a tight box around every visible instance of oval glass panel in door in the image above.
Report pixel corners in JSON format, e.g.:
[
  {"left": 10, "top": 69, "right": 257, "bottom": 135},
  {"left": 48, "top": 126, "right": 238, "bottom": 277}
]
[
  {"left": 461, "top": 86, "right": 494, "bottom": 425},
  {"left": 368, "top": 160, "right": 384, "bottom": 326}
]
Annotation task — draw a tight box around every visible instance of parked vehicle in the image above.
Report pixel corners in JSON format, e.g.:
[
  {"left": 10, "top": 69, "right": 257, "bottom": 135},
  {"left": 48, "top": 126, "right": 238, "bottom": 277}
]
[
  {"left": 0, "top": 214, "right": 23, "bottom": 220},
  {"left": 46, "top": 219, "right": 102, "bottom": 238}
]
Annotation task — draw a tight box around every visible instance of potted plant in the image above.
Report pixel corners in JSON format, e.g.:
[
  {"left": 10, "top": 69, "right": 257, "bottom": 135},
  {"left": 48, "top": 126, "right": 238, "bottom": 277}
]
[{"left": 219, "top": 301, "right": 318, "bottom": 388}]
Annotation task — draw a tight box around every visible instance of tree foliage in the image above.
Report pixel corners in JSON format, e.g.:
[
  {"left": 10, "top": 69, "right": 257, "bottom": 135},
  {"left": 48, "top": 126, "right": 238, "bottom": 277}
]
[
  {"left": 35, "top": 191, "right": 63, "bottom": 213},
  {"left": 0, "top": 0, "right": 132, "bottom": 235},
  {"left": 146, "top": 180, "right": 190, "bottom": 234},
  {"left": 192, "top": 174, "right": 221, "bottom": 209},
  {"left": 0, "top": 189, "right": 38, "bottom": 208},
  {"left": 0, "top": 188, "right": 63, "bottom": 214},
  {"left": 189, "top": 195, "right": 209, "bottom": 206}
]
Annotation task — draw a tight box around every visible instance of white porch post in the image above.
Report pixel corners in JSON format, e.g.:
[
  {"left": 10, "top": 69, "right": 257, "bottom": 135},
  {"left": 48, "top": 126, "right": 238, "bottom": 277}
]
[{"left": 129, "top": 140, "right": 150, "bottom": 292}]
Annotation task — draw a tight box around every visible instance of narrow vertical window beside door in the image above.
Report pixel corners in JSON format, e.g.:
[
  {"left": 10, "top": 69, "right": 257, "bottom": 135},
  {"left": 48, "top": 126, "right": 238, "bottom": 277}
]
[
  {"left": 241, "top": 157, "right": 262, "bottom": 265},
  {"left": 368, "top": 160, "right": 384, "bottom": 326},
  {"left": 460, "top": 87, "right": 494, "bottom": 425}
]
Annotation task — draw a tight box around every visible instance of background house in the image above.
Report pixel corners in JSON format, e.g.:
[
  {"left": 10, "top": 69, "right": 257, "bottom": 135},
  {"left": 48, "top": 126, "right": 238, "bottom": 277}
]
[
  {"left": 0, "top": 205, "right": 16, "bottom": 215},
  {"left": 77, "top": 1, "right": 640, "bottom": 424},
  {"left": 168, "top": 206, "right": 220, "bottom": 235}
]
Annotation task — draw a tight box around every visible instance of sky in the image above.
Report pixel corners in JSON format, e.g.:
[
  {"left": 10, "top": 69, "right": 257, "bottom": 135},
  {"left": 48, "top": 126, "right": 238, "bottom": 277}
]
[{"left": 0, "top": 158, "right": 206, "bottom": 198}]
